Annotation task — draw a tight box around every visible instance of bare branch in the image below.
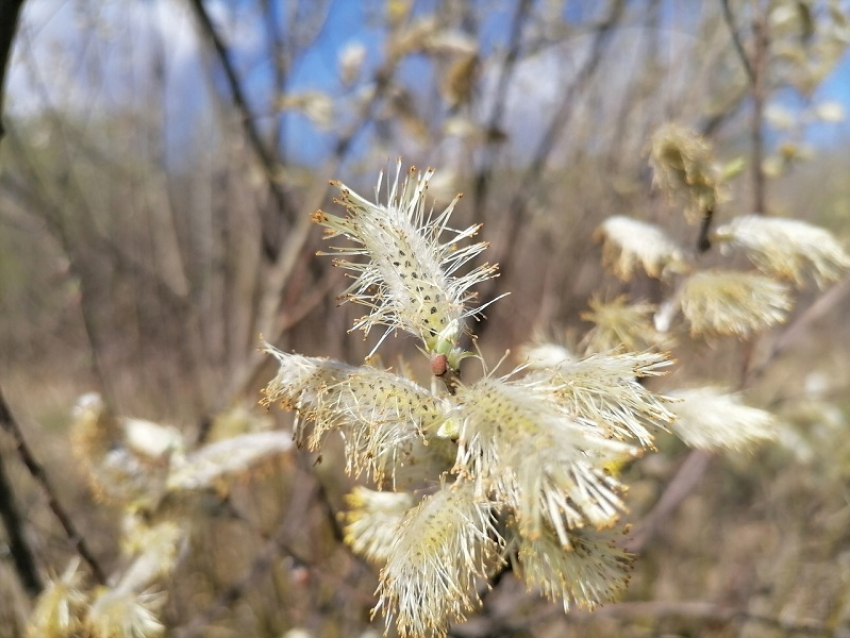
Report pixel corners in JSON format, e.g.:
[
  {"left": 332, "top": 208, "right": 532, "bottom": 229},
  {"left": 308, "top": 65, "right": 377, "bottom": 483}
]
[
  {"left": 188, "top": 0, "right": 295, "bottom": 235},
  {"left": 0, "top": 449, "right": 42, "bottom": 596},
  {"left": 0, "top": 383, "right": 107, "bottom": 585},
  {"left": 624, "top": 449, "right": 712, "bottom": 553},
  {"left": 720, "top": 0, "right": 755, "bottom": 83},
  {"left": 0, "top": 0, "right": 26, "bottom": 145}
]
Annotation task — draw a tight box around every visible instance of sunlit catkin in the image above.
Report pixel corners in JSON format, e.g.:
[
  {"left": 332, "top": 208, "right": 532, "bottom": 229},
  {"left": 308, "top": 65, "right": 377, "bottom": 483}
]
[
  {"left": 264, "top": 163, "right": 681, "bottom": 637},
  {"left": 313, "top": 160, "right": 499, "bottom": 368}
]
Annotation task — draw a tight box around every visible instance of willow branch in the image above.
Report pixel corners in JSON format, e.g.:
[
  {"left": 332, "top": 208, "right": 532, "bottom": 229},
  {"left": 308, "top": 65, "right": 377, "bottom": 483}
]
[
  {"left": 188, "top": 0, "right": 294, "bottom": 226},
  {"left": 720, "top": 0, "right": 755, "bottom": 83},
  {"left": 624, "top": 449, "right": 712, "bottom": 553},
  {"left": 748, "top": 275, "right": 850, "bottom": 386},
  {"left": 720, "top": 0, "right": 768, "bottom": 213},
  {"left": 0, "top": 449, "right": 42, "bottom": 596},
  {"left": 475, "top": 0, "right": 625, "bottom": 326},
  {"left": 0, "top": 0, "right": 26, "bottom": 145},
  {"left": 471, "top": 0, "right": 534, "bottom": 225},
  {"left": 0, "top": 383, "right": 107, "bottom": 585}
]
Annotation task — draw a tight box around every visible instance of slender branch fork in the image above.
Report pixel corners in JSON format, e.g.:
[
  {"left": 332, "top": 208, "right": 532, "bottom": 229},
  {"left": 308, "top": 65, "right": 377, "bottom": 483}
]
[{"left": 187, "top": 0, "right": 294, "bottom": 227}]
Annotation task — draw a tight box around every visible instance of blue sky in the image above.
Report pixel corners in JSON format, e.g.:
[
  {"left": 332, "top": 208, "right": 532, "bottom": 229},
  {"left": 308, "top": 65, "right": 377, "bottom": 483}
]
[{"left": 7, "top": 0, "right": 850, "bottom": 168}]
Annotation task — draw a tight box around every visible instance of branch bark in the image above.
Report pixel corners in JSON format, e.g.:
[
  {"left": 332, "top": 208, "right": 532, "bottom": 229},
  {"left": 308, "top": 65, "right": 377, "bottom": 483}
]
[
  {"left": 0, "top": 448, "right": 42, "bottom": 596},
  {"left": 721, "top": 0, "right": 769, "bottom": 214},
  {"left": 188, "top": 0, "right": 295, "bottom": 245},
  {"left": 0, "top": 383, "right": 107, "bottom": 585},
  {"left": 0, "top": 0, "right": 26, "bottom": 146}
]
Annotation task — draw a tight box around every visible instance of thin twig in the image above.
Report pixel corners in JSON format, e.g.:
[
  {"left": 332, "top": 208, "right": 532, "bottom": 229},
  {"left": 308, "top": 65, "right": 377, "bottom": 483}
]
[
  {"left": 174, "top": 478, "right": 372, "bottom": 638},
  {"left": 476, "top": 0, "right": 625, "bottom": 327},
  {"left": 573, "top": 600, "right": 837, "bottom": 635},
  {"left": 624, "top": 449, "right": 712, "bottom": 553},
  {"left": 471, "top": 0, "right": 534, "bottom": 225},
  {"left": 456, "top": 596, "right": 839, "bottom": 637},
  {"left": 631, "top": 276, "right": 850, "bottom": 552},
  {"left": 0, "top": 449, "right": 42, "bottom": 596},
  {"left": 748, "top": 275, "right": 850, "bottom": 385},
  {"left": 187, "top": 0, "right": 294, "bottom": 226},
  {"left": 0, "top": 383, "right": 107, "bottom": 585},
  {"left": 749, "top": 7, "right": 769, "bottom": 214},
  {"left": 696, "top": 207, "right": 714, "bottom": 253},
  {"left": 720, "top": 0, "right": 768, "bottom": 213},
  {"left": 0, "top": 0, "right": 26, "bottom": 145},
  {"left": 173, "top": 520, "right": 299, "bottom": 638},
  {"left": 720, "top": 0, "right": 755, "bottom": 83}
]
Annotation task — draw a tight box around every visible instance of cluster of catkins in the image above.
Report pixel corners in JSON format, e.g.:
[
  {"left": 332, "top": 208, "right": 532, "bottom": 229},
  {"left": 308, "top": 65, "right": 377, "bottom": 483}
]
[
  {"left": 262, "top": 154, "right": 827, "bottom": 637},
  {"left": 30, "top": 123, "right": 849, "bottom": 638}
]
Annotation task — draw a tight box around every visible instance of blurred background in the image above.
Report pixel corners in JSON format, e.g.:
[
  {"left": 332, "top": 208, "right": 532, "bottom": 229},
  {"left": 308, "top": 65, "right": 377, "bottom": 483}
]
[{"left": 2, "top": 0, "right": 850, "bottom": 636}]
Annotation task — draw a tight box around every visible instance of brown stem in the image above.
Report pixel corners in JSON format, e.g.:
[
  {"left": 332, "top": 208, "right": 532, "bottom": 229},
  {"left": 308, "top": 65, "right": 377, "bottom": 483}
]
[
  {"left": 0, "top": 0, "right": 26, "bottom": 146},
  {"left": 721, "top": 0, "right": 769, "bottom": 214},
  {"left": 624, "top": 449, "right": 712, "bottom": 553},
  {"left": 0, "top": 384, "right": 107, "bottom": 585},
  {"left": 188, "top": 0, "right": 294, "bottom": 237},
  {"left": 475, "top": 0, "right": 625, "bottom": 334},
  {"left": 750, "top": 8, "right": 769, "bottom": 214},
  {"left": 471, "top": 0, "right": 534, "bottom": 225},
  {"left": 747, "top": 275, "right": 850, "bottom": 386},
  {"left": 720, "top": 0, "right": 755, "bottom": 83},
  {"left": 0, "top": 449, "right": 42, "bottom": 596},
  {"left": 696, "top": 207, "right": 715, "bottom": 253}
]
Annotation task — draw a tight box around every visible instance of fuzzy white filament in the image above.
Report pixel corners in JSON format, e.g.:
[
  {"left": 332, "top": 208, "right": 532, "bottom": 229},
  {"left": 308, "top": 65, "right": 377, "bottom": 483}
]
[
  {"left": 515, "top": 525, "right": 633, "bottom": 611},
  {"left": 454, "top": 376, "right": 639, "bottom": 545},
  {"left": 596, "top": 216, "right": 687, "bottom": 281},
  {"left": 375, "top": 481, "right": 501, "bottom": 638},
  {"left": 166, "top": 431, "right": 294, "bottom": 492},
  {"left": 85, "top": 590, "right": 165, "bottom": 638},
  {"left": 713, "top": 215, "right": 850, "bottom": 288},
  {"left": 26, "top": 559, "right": 88, "bottom": 638},
  {"left": 531, "top": 351, "right": 675, "bottom": 447},
  {"left": 343, "top": 487, "right": 416, "bottom": 563},
  {"left": 678, "top": 270, "right": 793, "bottom": 337},
  {"left": 313, "top": 160, "right": 499, "bottom": 363},
  {"left": 649, "top": 123, "right": 720, "bottom": 221},
  {"left": 263, "top": 343, "right": 450, "bottom": 484},
  {"left": 669, "top": 387, "right": 777, "bottom": 451},
  {"left": 580, "top": 296, "right": 670, "bottom": 353}
]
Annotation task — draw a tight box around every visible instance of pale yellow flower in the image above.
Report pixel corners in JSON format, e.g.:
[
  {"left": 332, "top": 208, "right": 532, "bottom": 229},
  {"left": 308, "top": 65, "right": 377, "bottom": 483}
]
[
  {"left": 166, "top": 431, "right": 294, "bottom": 492},
  {"left": 263, "top": 343, "right": 450, "bottom": 484},
  {"left": 116, "top": 517, "right": 185, "bottom": 595},
  {"left": 713, "top": 214, "right": 850, "bottom": 287},
  {"left": 518, "top": 341, "right": 575, "bottom": 368},
  {"left": 580, "top": 295, "right": 672, "bottom": 353},
  {"left": 375, "top": 481, "right": 501, "bottom": 638},
  {"left": 343, "top": 487, "right": 415, "bottom": 563},
  {"left": 27, "top": 559, "right": 88, "bottom": 638},
  {"left": 534, "top": 351, "right": 675, "bottom": 446},
  {"left": 669, "top": 387, "right": 777, "bottom": 451},
  {"left": 596, "top": 216, "right": 688, "bottom": 281},
  {"left": 515, "top": 525, "right": 632, "bottom": 611},
  {"left": 679, "top": 270, "right": 793, "bottom": 337},
  {"left": 649, "top": 123, "right": 720, "bottom": 220},
  {"left": 314, "top": 161, "right": 499, "bottom": 367},
  {"left": 454, "top": 376, "right": 639, "bottom": 544},
  {"left": 86, "top": 589, "right": 165, "bottom": 638}
]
